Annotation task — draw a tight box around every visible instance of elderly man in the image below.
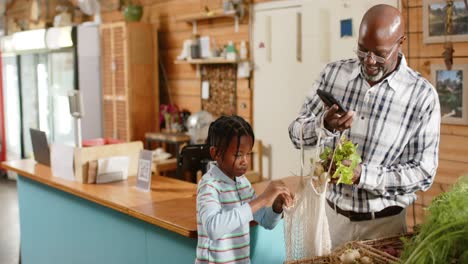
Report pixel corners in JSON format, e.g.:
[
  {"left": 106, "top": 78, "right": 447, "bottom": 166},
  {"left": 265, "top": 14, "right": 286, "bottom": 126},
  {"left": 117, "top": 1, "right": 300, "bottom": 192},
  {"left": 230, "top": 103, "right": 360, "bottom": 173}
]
[{"left": 288, "top": 4, "right": 440, "bottom": 248}]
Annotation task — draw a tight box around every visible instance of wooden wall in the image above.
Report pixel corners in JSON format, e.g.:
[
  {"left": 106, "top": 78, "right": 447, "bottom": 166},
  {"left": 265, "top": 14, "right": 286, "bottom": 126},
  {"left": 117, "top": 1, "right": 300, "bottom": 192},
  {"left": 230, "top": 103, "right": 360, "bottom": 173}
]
[
  {"left": 5, "top": 0, "right": 89, "bottom": 34},
  {"left": 101, "top": 0, "right": 253, "bottom": 124},
  {"left": 402, "top": 0, "right": 468, "bottom": 228}
]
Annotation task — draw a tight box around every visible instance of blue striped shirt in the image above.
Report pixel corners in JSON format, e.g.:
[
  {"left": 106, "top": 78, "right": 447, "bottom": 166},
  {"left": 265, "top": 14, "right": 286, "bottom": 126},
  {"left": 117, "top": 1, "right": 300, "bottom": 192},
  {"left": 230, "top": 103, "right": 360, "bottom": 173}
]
[
  {"left": 196, "top": 165, "right": 281, "bottom": 264},
  {"left": 289, "top": 54, "right": 440, "bottom": 213}
]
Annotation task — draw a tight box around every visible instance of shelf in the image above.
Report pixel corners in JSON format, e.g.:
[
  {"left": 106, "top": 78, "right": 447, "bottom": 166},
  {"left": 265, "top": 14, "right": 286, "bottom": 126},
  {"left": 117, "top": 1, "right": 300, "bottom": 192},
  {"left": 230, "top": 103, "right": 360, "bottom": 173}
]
[
  {"left": 176, "top": 10, "right": 239, "bottom": 34},
  {"left": 174, "top": 58, "right": 243, "bottom": 65},
  {"left": 176, "top": 11, "right": 237, "bottom": 23}
]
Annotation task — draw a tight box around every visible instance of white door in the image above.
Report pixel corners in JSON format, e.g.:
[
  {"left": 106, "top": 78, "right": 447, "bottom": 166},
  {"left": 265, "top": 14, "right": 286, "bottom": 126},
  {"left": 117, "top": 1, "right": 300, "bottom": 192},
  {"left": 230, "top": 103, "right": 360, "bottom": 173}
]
[
  {"left": 253, "top": 0, "right": 398, "bottom": 180},
  {"left": 253, "top": 1, "right": 314, "bottom": 180}
]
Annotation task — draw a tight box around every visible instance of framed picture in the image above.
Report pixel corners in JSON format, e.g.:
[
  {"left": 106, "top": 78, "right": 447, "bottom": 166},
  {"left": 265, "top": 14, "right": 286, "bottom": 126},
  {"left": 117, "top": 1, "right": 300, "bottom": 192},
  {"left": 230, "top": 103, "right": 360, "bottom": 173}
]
[
  {"left": 431, "top": 64, "right": 468, "bottom": 125},
  {"left": 422, "top": 0, "right": 468, "bottom": 44}
]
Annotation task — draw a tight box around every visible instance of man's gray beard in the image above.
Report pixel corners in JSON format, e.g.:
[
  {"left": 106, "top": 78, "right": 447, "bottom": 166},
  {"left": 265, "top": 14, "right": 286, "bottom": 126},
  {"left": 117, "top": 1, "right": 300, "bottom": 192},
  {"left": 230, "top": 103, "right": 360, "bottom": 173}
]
[{"left": 361, "top": 65, "right": 384, "bottom": 82}]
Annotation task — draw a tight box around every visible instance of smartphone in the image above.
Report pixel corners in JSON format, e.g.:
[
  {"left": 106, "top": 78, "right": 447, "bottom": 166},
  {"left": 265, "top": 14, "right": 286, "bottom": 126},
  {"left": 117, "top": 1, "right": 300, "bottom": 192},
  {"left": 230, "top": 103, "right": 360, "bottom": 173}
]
[{"left": 316, "top": 89, "right": 348, "bottom": 113}]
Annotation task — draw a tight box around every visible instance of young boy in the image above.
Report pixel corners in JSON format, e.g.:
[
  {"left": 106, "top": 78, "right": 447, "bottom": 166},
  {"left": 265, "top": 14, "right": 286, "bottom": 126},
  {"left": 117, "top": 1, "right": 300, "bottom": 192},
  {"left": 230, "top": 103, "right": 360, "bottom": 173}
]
[{"left": 196, "top": 115, "right": 293, "bottom": 263}]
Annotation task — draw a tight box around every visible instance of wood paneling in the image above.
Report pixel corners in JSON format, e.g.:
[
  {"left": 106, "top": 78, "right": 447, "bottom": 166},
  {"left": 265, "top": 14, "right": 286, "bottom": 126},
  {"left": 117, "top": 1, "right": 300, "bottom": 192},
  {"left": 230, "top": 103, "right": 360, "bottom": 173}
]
[
  {"left": 168, "top": 79, "right": 201, "bottom": 96},
  {"left": 102, "top": 1, "right": 252, "bottom": 119},
  {"left": 159, "top": 25, "right": 249, "bottom": 49},
  {"left": 439, "top": 134, "right": 468, "bottom": 163},
  {"left": 406, "top": 203, "right": 426, "bottom": 231},
  {"left": 404, "top": 0, "right": 468, "bottom": 228},
  {"left": 436, "top": 159, "right": 468, "bottom": 185},
  {"left": 402, "top": 6, "right": 422, "bottom": 33},
  {"left": 171, "top": 95, "right": 201, "bottom": 113},
  {"left": 5, "top": 0, "right": 90, "bottom": 34},
  {"left": 237, "top": 97, "right": 252, "bottom": 119},
  {"left": 406, "top": 33, "right": 468, "bottom": 58},
  {"left": 441, "top": 124, "right": 468, "bottom": 137}
]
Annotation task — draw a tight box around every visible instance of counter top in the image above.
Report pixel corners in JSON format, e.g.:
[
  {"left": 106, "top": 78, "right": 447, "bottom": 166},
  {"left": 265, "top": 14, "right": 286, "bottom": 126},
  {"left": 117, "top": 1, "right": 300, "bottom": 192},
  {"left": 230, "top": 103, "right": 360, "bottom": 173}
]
[{"left": 2, "top": 159, "right": 301, "bottom": 238}]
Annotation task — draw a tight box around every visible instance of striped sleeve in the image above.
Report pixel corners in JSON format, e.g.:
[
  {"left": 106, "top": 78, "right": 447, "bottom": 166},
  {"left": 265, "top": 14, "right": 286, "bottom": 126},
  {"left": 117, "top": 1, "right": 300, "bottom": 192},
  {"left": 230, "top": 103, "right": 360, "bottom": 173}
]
[
  {"left": 358, "top": 85, "right": 440, "bottom": 196},
  {"left": 197, "top": 181, "right": 253, "bottom": 241},
  {"left": 253, "top": 206, "right": 282, "bottom": 230}
]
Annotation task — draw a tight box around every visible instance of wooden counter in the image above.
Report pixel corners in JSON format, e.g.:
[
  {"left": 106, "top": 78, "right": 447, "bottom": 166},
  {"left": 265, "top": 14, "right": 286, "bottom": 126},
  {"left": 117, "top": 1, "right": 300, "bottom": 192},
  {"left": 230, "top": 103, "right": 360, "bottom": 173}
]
[
  {"left": 2, "top": 159, "right": 198, "bottom": 238},
  {"left": 2, "top": 159, "right": 301, "bottom": 239}
]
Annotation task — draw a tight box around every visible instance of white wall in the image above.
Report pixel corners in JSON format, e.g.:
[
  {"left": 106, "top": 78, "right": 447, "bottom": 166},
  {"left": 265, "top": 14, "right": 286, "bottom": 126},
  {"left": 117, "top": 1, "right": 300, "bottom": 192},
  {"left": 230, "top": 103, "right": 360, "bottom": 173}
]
[
  {"left": 252, "top": 0, "right": 399, "bottom": 180},
  {"left": 329, "top": 0, "right": 400, "bottom": 61}
]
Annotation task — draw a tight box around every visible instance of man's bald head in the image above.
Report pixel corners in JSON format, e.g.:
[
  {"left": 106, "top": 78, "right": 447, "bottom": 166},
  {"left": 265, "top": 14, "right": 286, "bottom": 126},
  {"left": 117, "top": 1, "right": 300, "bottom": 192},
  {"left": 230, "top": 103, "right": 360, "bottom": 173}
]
[
  {"left": 356, "top": 5, "right": 406, "bottom": 85},
  {"left": 359, "top": 4, "right": 405, "bottom": 46}
]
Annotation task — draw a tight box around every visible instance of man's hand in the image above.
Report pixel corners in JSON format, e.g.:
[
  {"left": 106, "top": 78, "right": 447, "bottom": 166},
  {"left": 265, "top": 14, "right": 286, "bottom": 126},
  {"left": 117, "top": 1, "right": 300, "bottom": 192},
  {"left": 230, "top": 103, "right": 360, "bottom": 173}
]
[
  {"left": 324, "top": 105, "right": 355, "bottom": 132},
  {"left": 328, "top": 160, "right": 362, "bottom": 185}
]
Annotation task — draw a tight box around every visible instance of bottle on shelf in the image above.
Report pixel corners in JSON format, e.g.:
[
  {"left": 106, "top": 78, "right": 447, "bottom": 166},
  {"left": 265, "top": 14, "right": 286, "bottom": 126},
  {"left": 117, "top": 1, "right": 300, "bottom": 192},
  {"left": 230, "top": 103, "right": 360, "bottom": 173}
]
[
  {"left": 190, "top": 34, "right": 201, "bottom": 59},
  {"left": 225, "top": 41, "right": 237, "bottom": 60},
  {"left": 239, "top": 41, "right": 247, "bottom": 60}
]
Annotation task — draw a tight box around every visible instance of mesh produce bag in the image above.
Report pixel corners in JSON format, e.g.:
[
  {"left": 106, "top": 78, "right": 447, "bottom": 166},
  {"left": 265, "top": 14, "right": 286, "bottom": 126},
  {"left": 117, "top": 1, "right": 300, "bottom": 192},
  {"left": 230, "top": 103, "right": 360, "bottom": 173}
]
[{"left": 283, "top": 125, "right": 331, "bottom": 261}]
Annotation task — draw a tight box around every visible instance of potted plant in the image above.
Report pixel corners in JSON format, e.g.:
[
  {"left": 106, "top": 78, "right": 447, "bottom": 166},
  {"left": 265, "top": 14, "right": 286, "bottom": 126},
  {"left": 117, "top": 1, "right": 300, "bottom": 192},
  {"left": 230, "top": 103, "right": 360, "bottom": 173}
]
[{"left": 121, "top": 0, "right": 143, "bottom": 22}]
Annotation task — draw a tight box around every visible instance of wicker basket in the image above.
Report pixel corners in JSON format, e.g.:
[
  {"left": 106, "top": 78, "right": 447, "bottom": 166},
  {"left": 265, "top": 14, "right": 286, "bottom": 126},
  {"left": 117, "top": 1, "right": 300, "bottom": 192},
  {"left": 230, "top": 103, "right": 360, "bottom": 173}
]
[
  {"left": 357, "top": 233, "right": 414, "bottom": 260},
  {"left": 284, "top": 241, "right": 399, "bottom": 264}
]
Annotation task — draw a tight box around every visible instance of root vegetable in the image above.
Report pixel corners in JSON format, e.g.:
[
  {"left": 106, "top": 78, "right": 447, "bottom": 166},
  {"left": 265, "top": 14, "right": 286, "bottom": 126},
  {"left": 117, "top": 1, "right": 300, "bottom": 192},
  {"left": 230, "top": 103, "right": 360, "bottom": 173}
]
[
  {"left": 360, "top": 256, "right": 373, "bottom": 264},
  {"left": 339, "top": 249, "right": 360, "bottom": 264}
]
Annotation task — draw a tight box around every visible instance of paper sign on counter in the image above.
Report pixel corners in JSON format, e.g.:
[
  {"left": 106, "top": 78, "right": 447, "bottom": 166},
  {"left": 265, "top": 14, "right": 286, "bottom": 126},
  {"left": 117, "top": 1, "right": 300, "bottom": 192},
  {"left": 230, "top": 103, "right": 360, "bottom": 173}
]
[
  {"left": 136, "top": 150, "right": 153, "bottom": 191},
  {"left": 96, "top": 156, "right": 129, "bottom": 183},
  {"left": 51, "top": 143, "right": 75, "bottom": 181}
]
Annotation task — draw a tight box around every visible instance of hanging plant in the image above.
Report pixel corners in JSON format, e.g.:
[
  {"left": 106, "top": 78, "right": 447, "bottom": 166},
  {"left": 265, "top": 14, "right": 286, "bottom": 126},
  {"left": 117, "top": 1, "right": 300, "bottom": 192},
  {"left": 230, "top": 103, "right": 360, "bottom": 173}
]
[{"left": 120, "top": 0, "right": 143, "bottom": 22}]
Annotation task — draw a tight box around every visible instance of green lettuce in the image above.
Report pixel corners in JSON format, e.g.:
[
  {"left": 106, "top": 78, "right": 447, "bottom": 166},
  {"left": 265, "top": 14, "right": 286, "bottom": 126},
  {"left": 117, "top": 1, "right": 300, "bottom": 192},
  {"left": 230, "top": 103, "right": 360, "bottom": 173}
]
[{"left": 318, "top": 135, "right": 361, "bottom": 185}]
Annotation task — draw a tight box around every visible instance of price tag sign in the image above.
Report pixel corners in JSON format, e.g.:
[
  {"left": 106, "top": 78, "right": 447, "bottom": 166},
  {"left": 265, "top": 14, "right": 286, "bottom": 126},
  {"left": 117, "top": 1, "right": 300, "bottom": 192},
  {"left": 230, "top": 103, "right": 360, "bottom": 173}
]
[{"left": 136, "top": 150, "right": 153, "bottom": 191}]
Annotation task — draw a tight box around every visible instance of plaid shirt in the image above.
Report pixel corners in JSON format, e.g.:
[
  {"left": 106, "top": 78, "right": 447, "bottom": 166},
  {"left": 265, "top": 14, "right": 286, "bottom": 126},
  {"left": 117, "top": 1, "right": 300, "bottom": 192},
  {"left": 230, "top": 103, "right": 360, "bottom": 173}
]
[{"left": 289, "top": 54, "right": 440, "bottom": 213}]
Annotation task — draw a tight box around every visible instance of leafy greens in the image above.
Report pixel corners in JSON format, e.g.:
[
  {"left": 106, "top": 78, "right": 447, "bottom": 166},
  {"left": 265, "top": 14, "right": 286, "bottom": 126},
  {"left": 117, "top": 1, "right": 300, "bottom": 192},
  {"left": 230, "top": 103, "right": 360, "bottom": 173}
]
[
  {"left": 318, "top": 135, "right": 361, "bottom": 185},
  {"left": 400, "top": 176, "right": 468, "bottom": 263}
]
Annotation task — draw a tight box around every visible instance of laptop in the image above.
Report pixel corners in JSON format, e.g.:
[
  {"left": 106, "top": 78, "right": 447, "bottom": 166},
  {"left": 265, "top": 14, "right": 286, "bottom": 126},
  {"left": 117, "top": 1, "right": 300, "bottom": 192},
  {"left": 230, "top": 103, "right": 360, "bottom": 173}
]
[{"left": 29, "top": 128, "right": 51, "bottom": 166}]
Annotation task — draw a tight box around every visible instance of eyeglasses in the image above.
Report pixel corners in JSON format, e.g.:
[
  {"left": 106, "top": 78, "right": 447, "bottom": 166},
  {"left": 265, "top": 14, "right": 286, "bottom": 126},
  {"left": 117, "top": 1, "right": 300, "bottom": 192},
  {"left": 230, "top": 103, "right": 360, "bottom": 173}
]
[{"left": 354, "top": 38, "right": 402, "bottom": 64}]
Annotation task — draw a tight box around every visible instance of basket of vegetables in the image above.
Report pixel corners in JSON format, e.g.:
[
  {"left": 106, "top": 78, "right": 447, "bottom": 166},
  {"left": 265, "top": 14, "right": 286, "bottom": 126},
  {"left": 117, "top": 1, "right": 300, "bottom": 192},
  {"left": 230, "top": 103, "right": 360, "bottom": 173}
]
[
  {"left": 358, "top": 233, "right": 414, "bottom": 259},
  {"left": 399, "top": 176, "right": 468, "bottom": 263},
  {"left": 284, "top": 241, "right": 399, "bottom": 264}
]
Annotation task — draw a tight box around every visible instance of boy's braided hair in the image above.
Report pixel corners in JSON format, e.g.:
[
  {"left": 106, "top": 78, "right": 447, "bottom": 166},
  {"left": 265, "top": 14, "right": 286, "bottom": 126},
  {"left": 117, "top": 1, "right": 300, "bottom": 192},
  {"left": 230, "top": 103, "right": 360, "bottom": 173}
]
[{"left": 206, "top": 115, "right": 255, "bottom": 162}]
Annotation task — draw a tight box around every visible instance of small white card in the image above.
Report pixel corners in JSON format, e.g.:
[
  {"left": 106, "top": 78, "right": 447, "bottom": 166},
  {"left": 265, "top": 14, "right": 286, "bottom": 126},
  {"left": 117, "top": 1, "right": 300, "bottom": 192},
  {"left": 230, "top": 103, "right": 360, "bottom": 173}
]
[
  {"left": 202, "top": 81, "right": 210, "bottom": 99},
  {"left": 96, "top": 156, "right": 129, "bottom": 183},
  {"left": 136, "top": 150, "right": 153, "bottom": 191},
  {"left": 51, "top": 143, "right": 75, "bottom": 181}
]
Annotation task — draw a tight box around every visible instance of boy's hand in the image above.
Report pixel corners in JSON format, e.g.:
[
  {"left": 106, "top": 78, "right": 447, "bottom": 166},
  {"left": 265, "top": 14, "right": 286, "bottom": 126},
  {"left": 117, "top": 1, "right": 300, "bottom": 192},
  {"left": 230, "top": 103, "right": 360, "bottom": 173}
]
[
  {"left": 260, "top": 180, "right": 290, "bottom": 204},
  {"left": 250, "top": 180, "right": 291, "bottom": 213},
  {"left": 272, "top": 193, "right": 294, "bottom": 214}
]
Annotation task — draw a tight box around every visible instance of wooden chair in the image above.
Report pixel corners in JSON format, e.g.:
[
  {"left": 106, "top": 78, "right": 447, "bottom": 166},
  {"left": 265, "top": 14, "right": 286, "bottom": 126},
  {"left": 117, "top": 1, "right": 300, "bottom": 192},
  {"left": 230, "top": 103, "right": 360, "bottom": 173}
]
[
  {"left": 245, "top": 139, "right": 263, "bottom": 184},
  {"left": 153, "top": 158, "right": 177, "bottom": 176},
  {"left": 152, "top": 143, "right": 187, "bottom": 177}
]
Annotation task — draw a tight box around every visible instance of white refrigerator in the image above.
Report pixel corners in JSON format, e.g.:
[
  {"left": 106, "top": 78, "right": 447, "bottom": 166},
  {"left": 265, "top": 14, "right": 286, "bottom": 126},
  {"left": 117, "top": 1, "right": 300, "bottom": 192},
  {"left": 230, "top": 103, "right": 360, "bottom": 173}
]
[{"left": 1, "top": 24, "right": 102, "bottom": 179}]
